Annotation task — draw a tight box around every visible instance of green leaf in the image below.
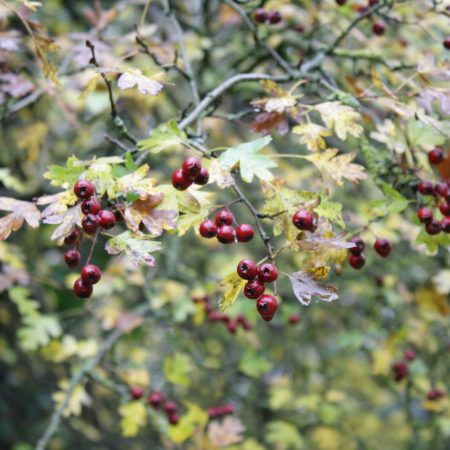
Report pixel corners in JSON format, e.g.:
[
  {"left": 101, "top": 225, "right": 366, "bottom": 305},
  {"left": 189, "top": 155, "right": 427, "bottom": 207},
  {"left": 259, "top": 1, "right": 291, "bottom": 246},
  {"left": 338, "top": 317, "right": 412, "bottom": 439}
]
[
  {"left": 44, "top": 156, "right": 84, "bottom": 187},
  {"left": 168, "top": 403, "right": 208, "bottom": 443},
  {"left": 266, "top": 421, "right": 304, "bottom": 450},
  {"left": 316, "top": 196, "right": 345, "bottom": 228},
  {"left": 407, "top": 120, "right": 445, "bottom": 150},
  {"left": 163, "top": 352, "right": 192, "bottom": 386},
  {"left": 369, "top": 183, "right": 410, "bottom": 218},
  {"left": 416, "top": 229, "right": 450, "bottom": 255},
  {"left": 219, "top": 272, "right": 246, "bottom": 312},
  {"left": 239, "top": 348, "right": 272, "bottom": 378},
  {"left": 8, "top": 286, "right": 39, "bottom": 318},
  {"left": 218, "top": 136, "right": 276, "bottom": 183},
  {"left": 18, "top": 315, "right": 62, "bottom": 351},
  {"left": 138, "top": 120, "right": 188, "bottom": 154}
]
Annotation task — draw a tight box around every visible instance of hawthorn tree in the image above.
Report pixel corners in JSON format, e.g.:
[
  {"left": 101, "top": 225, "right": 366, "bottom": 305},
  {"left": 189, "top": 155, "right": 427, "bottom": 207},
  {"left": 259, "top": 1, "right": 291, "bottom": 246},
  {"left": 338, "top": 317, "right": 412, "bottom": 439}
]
[{"left": 0, "top": 0, "right": 449, "bottom": 449}]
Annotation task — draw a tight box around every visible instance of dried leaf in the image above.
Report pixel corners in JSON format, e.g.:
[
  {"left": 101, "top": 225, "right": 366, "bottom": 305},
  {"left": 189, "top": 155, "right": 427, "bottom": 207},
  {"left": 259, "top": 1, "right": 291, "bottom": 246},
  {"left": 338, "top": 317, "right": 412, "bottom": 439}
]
[
  {"left": 118, "top": 70, "right": 164, "bottom": 96},
  {"left": 292, "top": 123, "right": 331, "bottom": 152},
  {"left": 0, "top": 197, "right": 41, "bottom": 240},
  {"left": 250, "top": 111, "right": 289, "bottom": 136},
  {"left": 288, "top": 270, "right": 338, "bottom": 306},
  {"left": 116, "top": 164, "right": 158, "bottom": 199},
  {"left": 208, "top": 417, "right": 245, "bottom": 448}
]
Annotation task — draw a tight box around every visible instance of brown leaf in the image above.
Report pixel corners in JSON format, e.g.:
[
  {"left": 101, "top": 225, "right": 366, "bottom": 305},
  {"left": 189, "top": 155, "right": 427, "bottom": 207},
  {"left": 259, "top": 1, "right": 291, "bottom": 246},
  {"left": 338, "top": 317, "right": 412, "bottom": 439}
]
[
  {"left": 208, "top": 417, "right": 245, "bottom": 448},
  {"left": 0, "top": 198, "right": 41, "bottom": 241},
  {"left": 250, "top": 112, "right": 289, "bottom": 136}
]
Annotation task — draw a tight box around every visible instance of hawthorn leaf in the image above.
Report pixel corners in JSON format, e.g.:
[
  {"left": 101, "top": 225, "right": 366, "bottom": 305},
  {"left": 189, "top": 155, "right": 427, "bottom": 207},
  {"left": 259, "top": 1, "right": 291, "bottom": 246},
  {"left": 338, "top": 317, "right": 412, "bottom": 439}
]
[
  {"left": 292, "top": 123, "right": 331, "bottom": 152},
  {"left": 370, "top": 119, "right": 408, "bottom": 154},
  {"left": 105, "top": 231, "right": 162, "bottom": 268},
  {"left": 138, "top": 120, "right": 188, "bottom": 154},
  {"left": 163, "top": 352, "right": 192, "bottom": 386},
  {"left": 303, "top": 148, "right": 367, "bottom": 186},
  {"left": 18, "top": 315, "right": 62, "bottom": 351},
  {"left": 168, "top": 402, "right": 208, "bottom": 444},
  {"left": 119, "top": 401, "right": 147, "bottom": 437},
  {"left": 288, "top": 270, "right": 338, "bottom": 306},
  {"left": 406, "top": 119, "right": 445, "bottom": 150},
  {"left": 84, "top": 159, "right": 119, "bottom": 198},
  {"left": 0, "top": 197, "right": 41, "bottom": 240},
  {"left": 53, "top": 381, "right": 91, "bottom": 418},
  {"left": 416, "top": 229, "right": 450, "bottom": 255},
  {"left": 250, "top": 111, "right": 289, "bottom": 136},
  {"left": 116, "top": 164, "right": 158, "bottom": 199},
  {"left": 208, "top": 417, "right": 245, "bottom": 448},
  {"left": 44, "top": 156, "right": 84, "bottom": 187},
  {"left": 118, "top": 70, "right": 163, "bottom": 96},
  {"left": 266, "top": 421, "right": 304, "bottom": 450},
  {"left": 219, "top": 272, "right": 246, "bottom": 312},
  {"left": 315, "top": 197, "right": 345, "bottom": 228},
  {"left": 208, "top": 159, "right": 235, "bottom": 188},
  {"left": 315, "top": 101, "right": 363, "bottom": 140},
  {"left": 218, "top": 136, "right": 276, "bottom": 183},
  {"left": 42, "top": 202, "right": 83, "bottom": 244},
  {"left": 369, "top": 183, "right": 410, "bottom": 218}
]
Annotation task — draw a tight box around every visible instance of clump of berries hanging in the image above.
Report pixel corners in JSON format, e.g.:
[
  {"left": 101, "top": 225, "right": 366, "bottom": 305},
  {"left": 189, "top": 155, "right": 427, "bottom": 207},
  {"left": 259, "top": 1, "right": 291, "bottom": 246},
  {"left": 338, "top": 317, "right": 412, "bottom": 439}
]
[
  {"left": 171, "top": 157, "right": 209, "bottom": 191},
  {"left": 253, "top": 8, "right": 282, "bottom": 25},
  {"left": 347, "top": 236, "right": 393, "bottom": 270}
]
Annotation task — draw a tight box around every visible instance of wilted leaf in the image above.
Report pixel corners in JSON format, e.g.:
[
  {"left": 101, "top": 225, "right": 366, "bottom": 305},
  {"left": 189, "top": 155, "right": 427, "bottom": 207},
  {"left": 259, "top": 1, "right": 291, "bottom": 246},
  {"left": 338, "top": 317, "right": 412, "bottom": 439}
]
[
  {"left": 208, "top": 159, "right": 235, "bottom": 188},
  {"left": 292, "top": 123, "right": 331, "bottom": 152},
  {"left": 138, "top": 120, "right": 188, "bottom": 154},
  {"left": 0, "top": 197, "right": 41, "bottom": 240},
  {"left": 250, "top": 111, "right": 289, "bottom": 136},
  {"left": 118, "top": 70, "right": 164, "bottom": 96},
  {"left": 119, "top": 401, "right": 147, "bottom": 437},
  {"left": 296, "top": 232, "right": 355, "bottom": 251},
  {"left": 208, "top": 417, "right": 245, "bottom": 448},
  {"left": 219, "top": 272, "right": 246, "bottom": 312},
  {"left": 288, "top": 270, "right": 338, "bottom": 306},
  {"left": 163, "top": 352, "right": 192, "bottom": 386},
  {"left": 42, "top": 203, "right": 83, "bottom": 244}
]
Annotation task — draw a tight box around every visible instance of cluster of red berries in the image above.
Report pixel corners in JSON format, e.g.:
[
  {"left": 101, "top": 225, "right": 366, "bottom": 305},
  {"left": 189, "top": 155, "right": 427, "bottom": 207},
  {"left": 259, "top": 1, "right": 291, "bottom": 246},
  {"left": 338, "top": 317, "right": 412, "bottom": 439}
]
[
  {"left": 253, "top": 8, "right": 282, "bottom": 25},
  {"left": 347, "top": 237, "right": 392, "bottom": 270},
  {"left": 236, "top": 259, "right": 278, "bottom": 321},
  {"left": 415, "top": 148, "right": 450, "bottom": 235},
  {"left": 392, "top": 349, "right": 416, "bottom": 382},
  {"left": 292, "top": 209, "right": 318, "bottom": 232},
  {"left": 131, "top": 388, "right": 180, "bottom": 425},
  {"left": 199, "top": 209, "right": 254, "bottom": 244},
  {"left": 171, "top": 157, "right": 209, "bottom": 191},
  {"left": 207, "top": 404, "right": 234, "bottom": 419},
  {"left": 193, "top": 296, "right": 252, "bottom": 334}
]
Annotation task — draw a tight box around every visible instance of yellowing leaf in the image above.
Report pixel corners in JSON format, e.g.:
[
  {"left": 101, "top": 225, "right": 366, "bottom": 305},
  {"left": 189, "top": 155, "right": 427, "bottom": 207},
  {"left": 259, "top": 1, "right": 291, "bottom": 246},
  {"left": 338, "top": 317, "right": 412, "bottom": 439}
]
[
  {"left": 413, "top": 285, "right": 449, "bottom": 316},
  {"left": 372, "top": 346, "right": 394, "bottom": 376},
  {"left": 315, "top": 101, "right": 363, "bottom": 140},
  {"left": 292, "top": 123, "right": 331, "bottom": 152},
  {"left": 119, "top": 401, "right": 147, "bottom": 437},
  {"left": 307, "top": 265, "right": 330, "bottom": 280},
  {"left": 163, "top": 352, "right": 192, "bottom": 386},
  {"left": 303, "top": 148, "right": 367, "bottom": 186},
  {"left": 219, "top": 272, "right": 246, "bottom": 312},
  {"left": 0, "top": 197, "right": 41, "bottom": 241},
  {"left": 53, "top": 381, "right": 91, "bottom": 418},
  {"left": 168, "top": 403, "right": 208, "bottom": 443},
  {"left": 44, "top": 156, "right": 84, "bottom": 187},
  {"left": 288, "top": 270, "right": 338, "bottom": 306},
  {"left": 15, "top": 122, "right": 48, "bottom": 162},
  {"left": 116, "top": 164, "right": 158, "bottom": 199},
  {"left": 85, "top": 159, "right": 119, "bottom": 198},
  {"left": 208, "top": 417, "right": 245, "bottom": 448},
  {"left": 208, "top": 159, "right": 235, "bottom": 188}
]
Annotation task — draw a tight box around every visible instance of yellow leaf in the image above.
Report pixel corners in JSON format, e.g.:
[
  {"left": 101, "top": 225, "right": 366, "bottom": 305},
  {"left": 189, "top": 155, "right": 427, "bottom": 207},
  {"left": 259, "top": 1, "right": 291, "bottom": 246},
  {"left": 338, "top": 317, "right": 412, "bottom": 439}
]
[
  {"left": 414, "top": 285, "right": 449, "bottom": 316},
  {"left": 119, "top": 401, "right": 147, "bottom": 437},
  {"left": 372, "top": 346, "right": 394, "bottom": 375},
  {"left": 116, "top": 164, "right": 158, "bottom": 199},
  {"left": 292, "top": 123, "right": 331, "bottom": 152},
  {"left": 121, "top": 369, "right": 150, "bottom": 388},
  {"left": 307, "top": 265, "right": 330, "bottom": 280},
  {"left": 218, "top": 272, "right": 246, "bottom": 312},
  {"left": 53, "top": 380, "right": 91, "bottom": 418},
  {"left": 422, "top": 397, "right": 448, "bottom": 413},
  {"left": 168, "top": 402, "right": 208, "bottom": 443}
]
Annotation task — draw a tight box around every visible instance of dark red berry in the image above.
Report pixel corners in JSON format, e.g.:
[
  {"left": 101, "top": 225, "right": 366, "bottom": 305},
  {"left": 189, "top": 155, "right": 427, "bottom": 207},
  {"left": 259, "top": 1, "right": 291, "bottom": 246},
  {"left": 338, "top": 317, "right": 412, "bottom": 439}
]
[
  {"left": 209, "top": 311, "right": 228, "bottom": 322},
  {"left": 440, "top": 201, "right": 450, "bottom": 216},
  {"left": 237, "top": 259, "right": 258, "bottom": 280},
  {"left": 349, "top": 237, "right": 365, "bottom": 255},
  {"left": 417, "top": 207, "right": 433, "bottom": 224},
  {"left": 215, "top": 210, "right": 234, "bottom": 226},
  {"left": 418, "top": 180, "right": 434, "bottom": 196},
  {"left": 368, "top": 0, "right": 379, "bottom": 5},
  {"left": 182, "top": 157, "right": 202, "bottom": 180},
  {"left": 82, "top": 214, "right": 100, "bottom": 234},
  {"left": 74, "top": 180, "right": 95, "bottom": 199},
  {"left": 253, "top": 8, "right": 267, "bottom": 23},
  {"left": 348, "top": 253, "right": 365, "bottom": 270},
  {"left": 426, "top": 219, "right": 441, "bottom": 235},
  {"left": 236, "top": 224, "right": 254, "bottom": 242},
  {"left": 98, "top": 209, "right": 116, "bottom": 229},
  {"left": 172, "top": 168, "right": 192, "bottom": 190},
  {"left": 217, "top": 225, "right": 235, "bottom": 244},
  {"left": 81, "top": 264, "right": 101, "bottom": 285},
  {"left": 199, "top": 219, "right": 218, "bottom": 238},
  {"left": 444, "top": 37, "right": 450, "bottom": 50},
  {"left": 168, "top": 413, "right": 180, "bottom": 425},
  {"left": 336, "top": 0, "right": 347, "bottom": 5},
  {"left": 208, "top": 407, "right": 221, "bottom": 418},
  {"left": 73, "top": 278, "right": 93, "bottom": 298},
  {"left": 64, "top": 249, "right": 81, "bottom": 268},
  {"left": 393, "top": 361, "right": 408, "bottom": 382},
  {"left": 256, "top": 294, "right": 278, "bottom": 321},
  {"left": 258, "top": 262, "right": 278, "bottom": 282},
  {"left": 113, "top": 203, "right": 124, "bottom": 222},
  {"left": 372, "top": 21, "right": 386, "bottom": 36},
  {"left": 442, "top": 216, "right": 450, "bottom": 233},
  {"left": 222, "top": 404, "right": 234, "bottom": 415},
  {"left": 428, "top": 147, "right": 444, "bottom": 165},
  {"left": 427, "top": 389, "right": 445, "bottom": 400},
  {"left": 81, "top": 197, "right": 101, "bottom": 215},
  {"left": 244, "top": 279, "right": 265, "bottom": 299},
  {"left": 64, "top": 229, "right": 80, "bottom": 246},
  {"left": 435, "top": 182, "right": 449, "bottom": 198},
  {"left": 374, "top": 238, "right": 392, "bottom": 257},
  {"left": 267, "top": 10, "right": 282, "bottom": 24},
  {"left": 130, "top": 386, "right": 145, "bottom": 400},
  {"left": 164, "top": 401, "right": 177, "bottom": 415},
  {"left": 294, "top": 24, "right": 304, "bottom": 33},
  {"left": 227, "top": 320, "right": 237, "bottom": 334},
  {"left": 236, "top": 314, "right": 252, "bottom": 330},
  {"left": 292, "top": 209, "right": 316, "bottom": 231},
  {"left": 288, "top": 314, "right": 300, "bottom": 325},
  {"left": 404, "top": 349, "right": 416, "bottom": 361},
  {"left": 148, "top": 391, "right": 164, "bottom": 408},
  {"left": 193, "top": 167, "right": 209, "bottom": 185}
]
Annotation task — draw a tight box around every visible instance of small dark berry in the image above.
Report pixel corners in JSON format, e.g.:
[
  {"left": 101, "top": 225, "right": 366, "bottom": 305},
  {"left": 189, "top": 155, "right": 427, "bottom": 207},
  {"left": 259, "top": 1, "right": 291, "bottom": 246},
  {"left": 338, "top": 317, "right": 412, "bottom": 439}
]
[
  {"left": 164, "top": 401, "right": 177, "bottom": 415},
  {"left": 348, "top": 253, "right": 365, "bottom": 270},
  {"left": 427, "top": 389, "right": 445, "bottom": 400},
  {"left": 168, "top": 413, "right": 180, "bottom": 425},
  {"left": 428, "top": 147, "right": 444, "bottom": 165},
  {"left": 227, "top": 320, "right": 237, "bottom": 334},
  {"left": 267, "top": 10, "right": 282, "bottom": 24},
  {"left": 199, "top": 219, "right": 218, "bottom": 238},
  {"left": 244, "top": 279, "right": 265, "bottom": 299},
  {"left": 217, "top": 225, "right": 235, "bottom": 244},
  {"left": 440, "top": 201, "right": 450, "bottom": 217},
  {"left": 374, "top": 238, "right": 392, "bottom": 257},
  {"left": 349, "top": 237, "right": 365, "bottom": 255},
  {"left": 368, "top": 0, "right": 379, "bottom": 5},
  {"left": 64, "top": 249, "right": 81, "bottom": 268},
  {"left": 215, "top": 210, "right": 234, "bottom": 226},
  {"left": 64, "top": 229, "right": 80, "bottom": 246},
  {"left": 130, "top": 386, "right": 145, "bottom": 400},
  {"left": 372, "top": 21, "right": 386, "bottom": 36},
  {"left": 148, "top": 391, "right": 164, "bottom": 408},
  {"left": 222, "top": 404, "right": 234, "bottom": 415},
  {"left": 82, "top": 214, "right": 100, "bottom": 234},
  {"left": 417, "top": 207, "right": 433, "bottom": 224},
  {"left": 404, "top": 349, "right": 416, "bottom": 361},
  {"left": 81, "top": 264, "right": 101, "bottom": 285},
  {"left": 288, "top": 314, "right": 300, "bottom": 325},
  {"left": 74, "top": 180, "right": 95, "bottom": 199},
  {"left": 256, "top": 294, "right": 278, "bottom": 321},
  {"left": 418, "top": 180, "right": 434, "bottom": 196},
  {"left": 172, "top": 168, "right": 192, "bottom": 190},
  {"left": 435, "top": 182, "right": 449, "bottom": 198},
  {"left": 294, "top": 24, "right": 304, "bottom": 33},
  {"left": 236, "top": 224, "right": 254, "bottom": 242},
  {"left": 193, "top": 167, "right": 209, "bottom": 185},
  {"left": 292, "top": 209, "right": 316, "bottom": 231},
  {"left": 237, "top": 259, "right": 258, "bottom": 280},
  {"left": 444, "top": 37, "right": 450, "bottom": 50},
  {"left": 426, "top": 219, "right": 441, "bottom": 235},
  {"left": 182, "top": 157, "right": 202, "bottom": 180},
  {"left": 393, "top": 361, "right": 408, "bottom": 382},
  {"left": 81, "top": 197, "right": 101, "bottom": 215},
  {"left": 73, "top": 278, "right": 93, "bottom": 298},
  {"left": 253, "top": 8, "right": 267, "bottom": 23},
  {"left": 258, "top": 262, "right": 278, "bottom": 282},
  {"left": 442, "top": 216, "right": 450, "bottom": 233},
  {"left": 98, "top": 209, "right": 116, "bottom": 229}
]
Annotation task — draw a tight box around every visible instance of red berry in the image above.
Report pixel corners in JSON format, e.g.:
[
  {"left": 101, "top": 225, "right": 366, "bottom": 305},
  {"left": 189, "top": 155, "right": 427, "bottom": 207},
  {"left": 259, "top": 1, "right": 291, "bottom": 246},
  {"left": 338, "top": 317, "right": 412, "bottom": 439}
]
[
  {"left": 426, "top": 219, "right": 441, "bottom": 235},
  {"left": 194, "top": 167, "right": 209, "bottom": 185},
  {"left": 164, "top": 401, "right": 177, "bottom": 414},
  {"left": 253, "top": 8, "right": 267, "bottom": 23},
  {"left": 427, "top": 389, "right": 445, "bottom": 401},
  {"left": 374, "top": 238, "right": 392, "bottom": 257},
  {"left": 217, "top": 225, "right": 235, "bottom": 244},
  {"left": 98, "top": 209, "right": 116, "bottom": 229},
  {"left": 292, "top": 210, "right": 316, "bottom": 231},
  {"left": 288, "top": 314, "right": 300, "bottom": 325},
  {"left": 209, "top": 311, "right": 227, "bottom": 322},
  {"left": 199, "top": 219, "right": 218, "bottom": 238},
  {"left": 404, "top": 349, "right": 416, "bottom": 361},
  {"left": 64, "top": 229, "right": 80, "bottom": 246},
  {"left": 215, "top": 210, "right": 234, "bottom": 226},
  {"left": 81, "top": 264, "right": 101, "bottom": 285},
  {"left": 349, "top": 237, "right": 365, "bottom": 255},
  {"left": 82, "top": 214, "right": 100, "bottom": 234},
  {"left": 182, "top": 157, "right": 202, "bottom": 180},
  {"left": 393, "top": 361, "right": 408, "bottom": 382},
  {"left": 168, "top": 413, "right": 180, "bottom": 425},
  {"left": 204, "top": 303, "right": 212, "bottom": 313},
  {"left": 222, "top": 404, "right": 234, "bottom": 415},
  {"left": 418, "top": 180, "right": 434, "bottom": 196},
  {"left": 267, "top": 10, "right": 282, "bottom": 24},
  {"left": 417, "top": 207, "right": 433, "bottom": 224},
  {"left": 227, "top": 320, "right": 237, "bottom": 334},
  {"left": 294, "top": 24, "right": 304, "bottom": 33},
  {"left": 74, "top": 180, "right": 95, "bottom": 199},
  {"left": 244, "top": 279, "right": 265, "bottom": 299},
  {"left": 207, "top": 407, "right": 221, "bottom": 418},
  {"left": 435, "top": 182, "right": 449, "bottom": 198},
  {"left": 440, "top": 201, "right": 450, "bottom": 216},
  {"left": 237, "top": 259, "right": 258, "bottom": 280},
  {"left": 258, "top": 262, "right": 278, "bottom": 282},
  {"left": 64, "top": 249, "right": 81, "bottom": 268},
  {"left": 236, "top": 224, "right": 254, "bottom": 242},
  {"left": 442, "top": 216, "right": 450, "bottom": 233},
  {"left": 73, "top": 278, "right": 93, "bottom": 298},
  {"left": 444, "top": 37, "right": 450, "bottom": 50},
  {"left": 236, "top": 314, "right": 252, "bottom": 330},
  {"left": 428, "top": 147, "right": 444, "bottom": 165},
  {"left": 368, "top": 0, "right": 379, "bottom": 5},
  {"left": 172, "top": 168, "right": 192, "bottom": 190},
  {"left": 348, "top": 253, "right": 365, "bottom": 270},
  {"left": 256, "top": 294, "right": 278, "bottom": 321},
  {"left": 372, "top": 21, "right": 386, "bottom": 36},
  {"left": 148, "top": 391, "right": 164, "bottom": 408},
  {"left": 130, "top": 386, "right": 145, "bottom": 400},
  {"left": 81, "top": 197, "right": 101, "bottom": 215}
]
